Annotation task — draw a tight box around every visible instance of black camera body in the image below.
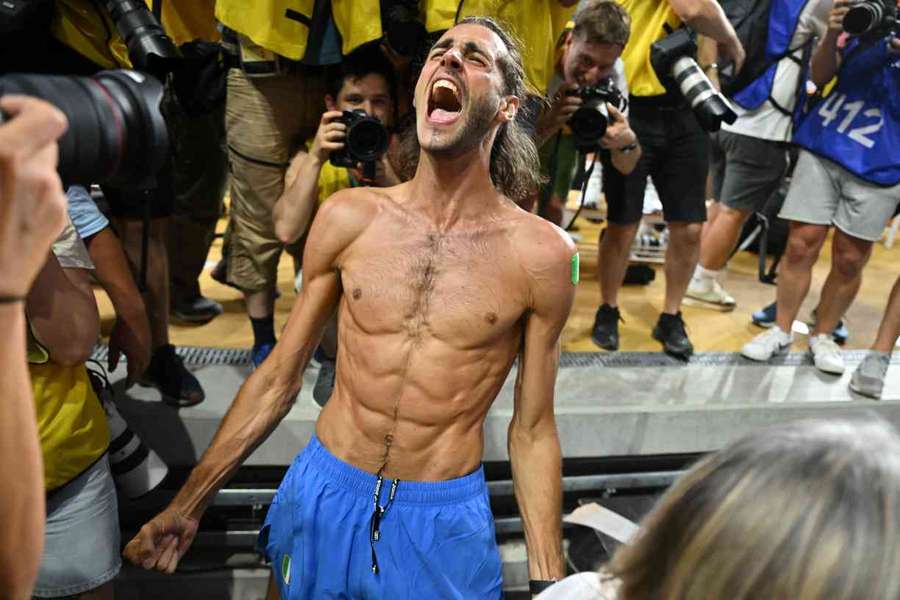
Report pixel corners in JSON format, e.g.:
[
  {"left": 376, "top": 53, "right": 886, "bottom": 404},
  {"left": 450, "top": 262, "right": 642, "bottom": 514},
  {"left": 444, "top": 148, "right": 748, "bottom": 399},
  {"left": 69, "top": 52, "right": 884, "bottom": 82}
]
[
  {"left": 567, "top": 79, "right": 627, "bottom": 152},
  {"left": 329, "top": 109, "right": 389, "bottom": 177},
  {"left": 0, "top": 70, "right": 169, "bottom": 187},
  {"left": 651, "top": 28, "right": 738, "bottom": 132},
  {"left": 843, "top": 0, "right": 898, "bottom": 38}
]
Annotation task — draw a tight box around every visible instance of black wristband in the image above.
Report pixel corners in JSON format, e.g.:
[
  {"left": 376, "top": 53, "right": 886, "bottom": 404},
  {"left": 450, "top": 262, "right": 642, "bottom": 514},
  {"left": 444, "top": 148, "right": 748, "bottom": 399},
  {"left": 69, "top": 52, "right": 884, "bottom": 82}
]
[
  {"left": 529, "top": 579, "right": 558, "bottom": 594},
  {"left": 0, "top": 295, "right": 25, "bottom": 304}
]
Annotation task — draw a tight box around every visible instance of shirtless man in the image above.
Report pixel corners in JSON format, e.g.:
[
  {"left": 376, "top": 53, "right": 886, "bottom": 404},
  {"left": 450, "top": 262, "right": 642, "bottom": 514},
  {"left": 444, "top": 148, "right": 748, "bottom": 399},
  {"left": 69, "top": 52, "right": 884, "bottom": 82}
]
[{"left": 124, "top": 17, "right": 577, "bottom": 599}]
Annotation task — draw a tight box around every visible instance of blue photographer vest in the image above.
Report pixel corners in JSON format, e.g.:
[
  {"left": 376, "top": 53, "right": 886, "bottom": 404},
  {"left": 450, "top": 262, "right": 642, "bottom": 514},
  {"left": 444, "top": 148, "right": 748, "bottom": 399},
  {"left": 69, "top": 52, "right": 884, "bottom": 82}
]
[
  {"left": 793, "top": 39, "right": 900, "bottom": 186},
  {"left": 731, "top": 0, "right": 812, "bottom": 111}
]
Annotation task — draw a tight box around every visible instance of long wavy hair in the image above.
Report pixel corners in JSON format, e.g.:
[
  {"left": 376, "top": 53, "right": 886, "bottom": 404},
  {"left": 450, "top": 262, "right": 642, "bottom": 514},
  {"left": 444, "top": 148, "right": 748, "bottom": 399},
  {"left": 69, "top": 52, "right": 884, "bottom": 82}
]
[{"left": 396, "top": 16, "right": 543, "bottom": 204}]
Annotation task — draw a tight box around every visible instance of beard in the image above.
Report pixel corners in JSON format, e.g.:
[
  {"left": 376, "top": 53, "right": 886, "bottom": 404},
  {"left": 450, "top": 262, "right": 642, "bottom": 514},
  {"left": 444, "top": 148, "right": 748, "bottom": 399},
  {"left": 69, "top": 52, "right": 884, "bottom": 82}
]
[{"left": 418, "top": 92, "right": 497, "bottom": 158}]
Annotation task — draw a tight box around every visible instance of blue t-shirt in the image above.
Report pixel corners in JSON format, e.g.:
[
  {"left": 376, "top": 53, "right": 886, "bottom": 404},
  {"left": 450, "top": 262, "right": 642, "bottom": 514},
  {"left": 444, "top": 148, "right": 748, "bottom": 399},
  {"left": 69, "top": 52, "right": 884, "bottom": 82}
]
[
  {"left": 66, "top": 185, "right": 108, "bottom": 239},
  {"left": 793, "top": 37, "right": 900, "bottom": 186}
]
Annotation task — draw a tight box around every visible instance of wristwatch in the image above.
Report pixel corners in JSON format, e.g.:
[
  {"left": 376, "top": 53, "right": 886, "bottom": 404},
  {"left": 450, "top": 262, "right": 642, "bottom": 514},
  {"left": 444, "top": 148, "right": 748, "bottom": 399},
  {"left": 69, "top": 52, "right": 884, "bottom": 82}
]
[{"left": 529, "top": 579, "right": 559, "bottom": 595}]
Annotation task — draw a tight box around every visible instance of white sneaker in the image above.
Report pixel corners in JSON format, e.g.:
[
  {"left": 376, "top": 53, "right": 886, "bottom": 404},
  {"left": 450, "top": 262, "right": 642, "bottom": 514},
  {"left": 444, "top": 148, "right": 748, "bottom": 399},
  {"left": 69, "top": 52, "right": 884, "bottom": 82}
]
[
  {"left": 741, "top": 327, "right": 793, "bottom": 361},
  {"left": 809, "top": 334, "right": 845, "bottom": 375},
  {"left": 686, "top": 278, "right": 736, "bottom": 308}
]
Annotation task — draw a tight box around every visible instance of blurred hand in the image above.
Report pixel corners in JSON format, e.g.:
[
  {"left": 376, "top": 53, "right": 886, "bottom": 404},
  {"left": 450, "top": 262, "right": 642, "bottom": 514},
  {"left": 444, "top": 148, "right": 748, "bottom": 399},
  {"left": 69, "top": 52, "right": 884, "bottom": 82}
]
[
  {"left": 0, "top": 96, "right": 68, "bottom": 297},
  {"left": 719, "top": 37, "right": 746, "bottom": 75},
  {"left": 123, "top": 507, "right": 199, "bottom": 574},
  {"left": 108, "top": 302, "right": 151, "bottom": 387},
  {"left": 600, "top": 104, "right": 637, "bottom": 151},
  {"left": 828, "top": 0, "right": 851, "bottom": 33},
  {"left": 310, "top": 111, "right": 347, "bottom": 164},
  {"left": 537, "top": 83, "right": 582, "bottom": 140}
]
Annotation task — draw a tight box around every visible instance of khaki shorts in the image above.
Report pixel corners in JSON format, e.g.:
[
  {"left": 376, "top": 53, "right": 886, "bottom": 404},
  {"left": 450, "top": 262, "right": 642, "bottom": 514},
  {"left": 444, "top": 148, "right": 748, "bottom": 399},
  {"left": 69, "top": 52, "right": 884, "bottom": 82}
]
[
  {"left": 780, "top": 150, "right": 900, "bottom": 242},
  {"left": 225, "top": 67, "right": 326, "bottom": 292}
]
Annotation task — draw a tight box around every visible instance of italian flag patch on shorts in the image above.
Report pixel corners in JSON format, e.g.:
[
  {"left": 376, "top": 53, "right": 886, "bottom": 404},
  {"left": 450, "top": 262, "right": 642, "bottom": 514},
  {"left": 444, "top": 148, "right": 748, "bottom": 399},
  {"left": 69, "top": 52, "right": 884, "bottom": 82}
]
[{"left": 281, "top": 554, "right": 292, "bottom": 586}]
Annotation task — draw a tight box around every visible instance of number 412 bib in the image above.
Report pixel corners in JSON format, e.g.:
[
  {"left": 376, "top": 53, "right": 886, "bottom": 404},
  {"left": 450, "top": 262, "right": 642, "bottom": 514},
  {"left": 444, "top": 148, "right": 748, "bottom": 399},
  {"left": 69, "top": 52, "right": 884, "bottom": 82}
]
[{"left": 793, "top": 39, "right": 900, "bottom": 187}]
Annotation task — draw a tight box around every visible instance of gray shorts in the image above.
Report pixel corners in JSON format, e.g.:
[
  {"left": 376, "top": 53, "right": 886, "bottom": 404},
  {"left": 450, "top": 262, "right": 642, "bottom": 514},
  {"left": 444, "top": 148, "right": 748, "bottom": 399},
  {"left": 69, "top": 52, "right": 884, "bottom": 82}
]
[
  {"left": 710, "top": 130, "right": 789, "bottom": 212},
  {"left": 32, "top": 455, "right": 121, "bottom": 598},
  {"left": 780, "top": 150, "right": 900, "bottom": 242}
]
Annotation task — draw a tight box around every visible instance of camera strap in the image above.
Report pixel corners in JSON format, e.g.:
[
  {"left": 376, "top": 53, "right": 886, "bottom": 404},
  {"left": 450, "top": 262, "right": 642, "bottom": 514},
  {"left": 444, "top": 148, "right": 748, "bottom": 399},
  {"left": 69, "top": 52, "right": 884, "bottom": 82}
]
[{"left": 564, "top": 151, "right": 597, "bottom": 232}]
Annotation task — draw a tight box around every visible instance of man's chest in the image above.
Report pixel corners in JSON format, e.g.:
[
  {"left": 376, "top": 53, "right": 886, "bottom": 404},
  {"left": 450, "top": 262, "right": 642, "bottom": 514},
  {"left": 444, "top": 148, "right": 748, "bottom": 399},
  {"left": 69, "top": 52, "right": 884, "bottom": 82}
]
[{"left": 339, "top": 229, "right": 529, "bottom": 345}]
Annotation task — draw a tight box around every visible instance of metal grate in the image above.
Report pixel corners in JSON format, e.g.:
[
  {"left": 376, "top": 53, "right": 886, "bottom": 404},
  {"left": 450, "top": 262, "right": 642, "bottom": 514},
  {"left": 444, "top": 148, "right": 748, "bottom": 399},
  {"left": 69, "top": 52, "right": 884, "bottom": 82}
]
[{"left": 92, "top": 345, "right": 892, "bottom": 370}]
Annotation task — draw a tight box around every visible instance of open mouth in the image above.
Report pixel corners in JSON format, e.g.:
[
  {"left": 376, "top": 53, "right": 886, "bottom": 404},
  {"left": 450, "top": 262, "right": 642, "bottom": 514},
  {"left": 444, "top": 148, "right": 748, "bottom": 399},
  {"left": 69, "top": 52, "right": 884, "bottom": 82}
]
[{"left": 427, "top": 78, "right": 462, "bottom": 124}]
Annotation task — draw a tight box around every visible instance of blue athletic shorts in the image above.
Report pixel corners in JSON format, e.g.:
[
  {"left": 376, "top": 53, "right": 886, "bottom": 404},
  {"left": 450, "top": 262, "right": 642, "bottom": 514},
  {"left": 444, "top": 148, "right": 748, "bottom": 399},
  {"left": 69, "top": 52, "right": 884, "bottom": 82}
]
[{"left": 258, "top": 435, "right": 503, "bottom": 599}]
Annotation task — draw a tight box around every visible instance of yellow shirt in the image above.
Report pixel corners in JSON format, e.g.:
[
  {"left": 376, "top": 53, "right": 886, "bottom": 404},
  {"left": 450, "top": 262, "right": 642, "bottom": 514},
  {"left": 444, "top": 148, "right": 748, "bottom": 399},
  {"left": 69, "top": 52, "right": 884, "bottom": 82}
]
[
  {"left": 306, "top": 139, "right": 354, "bottom": 204},
  {"left": 423, "top": 0, "right": 576, "bottom": 94},
  {"left": 216, "top": 0, "right": 381, "bottom": 60},
  {"left": 28, "top": 329, "right": 109, "bottom": 491},
  {"left": 52, "top": 0, "right": 218, "bottom": 69},
  {"left": 616, "top": 0, "right": 682, "bottom": 97}
]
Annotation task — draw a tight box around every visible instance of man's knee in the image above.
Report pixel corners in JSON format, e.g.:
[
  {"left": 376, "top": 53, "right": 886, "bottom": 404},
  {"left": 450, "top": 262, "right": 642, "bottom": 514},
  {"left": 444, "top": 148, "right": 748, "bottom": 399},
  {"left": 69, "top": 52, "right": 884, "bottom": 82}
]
[
  {"left": 670, "top": 222, "right": 703, "bottom": 248},
  {"left": 785, "top": 226, "right": 825, "bottom": 266},
  {"left": 832, "top": 236, "right": 872, "bottom": 280}
]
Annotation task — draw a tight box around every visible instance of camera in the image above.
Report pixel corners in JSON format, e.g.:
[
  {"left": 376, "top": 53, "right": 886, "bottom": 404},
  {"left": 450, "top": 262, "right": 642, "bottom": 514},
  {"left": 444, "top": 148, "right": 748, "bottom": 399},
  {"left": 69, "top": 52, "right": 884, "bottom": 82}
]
[
  {"left": 651, "top": 28, "right": 738, "bottom": 132},
  {"left": 567, "top": 79, "right": 628, "bottom": 152},
  {"left": 843, "top": 0, "right": 897, "bottom": 37},
  {"left": 102, "top": 0, "right": 181, "bottom": 74},
  {"left": 329, "top": 109, "right": 390, "bottom": 178},
  {"left": 0, "top": 70, "right": 170, "bottom": 187}
]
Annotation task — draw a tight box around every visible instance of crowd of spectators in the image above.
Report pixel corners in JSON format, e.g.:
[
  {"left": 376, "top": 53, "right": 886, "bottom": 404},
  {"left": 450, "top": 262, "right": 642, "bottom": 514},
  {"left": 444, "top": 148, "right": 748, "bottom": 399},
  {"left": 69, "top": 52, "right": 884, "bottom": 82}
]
[{"left": 1, "top": 0, "right": 898, "bottom": 598}]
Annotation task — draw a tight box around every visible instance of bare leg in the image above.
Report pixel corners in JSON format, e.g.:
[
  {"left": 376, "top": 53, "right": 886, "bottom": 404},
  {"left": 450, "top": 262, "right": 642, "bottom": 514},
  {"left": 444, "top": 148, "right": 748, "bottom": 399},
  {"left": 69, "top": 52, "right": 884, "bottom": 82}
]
[
  {"left": 663, "top": 222, "right": 702, "bottom": 314},
  {"left": 774, "top": 222, "right": 829, "bottom": 333},
  {"left": 112, "top": 217, "right": 170, "bottom": 349},
  {"left": 597, "top": 222, "right": 640, "bottom": 307},
  {"left": 77, "top": 582, "right": 113, "bottom": 600},
  {"left": 245, "top": 288, "right": 277, "bottom": 320},
  {"left": 697, "top": 205, "right": 752, "bottom": 271},
  {"left": 811, "top": 229, "right": 874, "bottom": 336},
  {"left": 267, "top": 573, "right": 282, "bottom": 600},
  {"left": 873, "top": 275, "right": 900, "bottom": 353}
]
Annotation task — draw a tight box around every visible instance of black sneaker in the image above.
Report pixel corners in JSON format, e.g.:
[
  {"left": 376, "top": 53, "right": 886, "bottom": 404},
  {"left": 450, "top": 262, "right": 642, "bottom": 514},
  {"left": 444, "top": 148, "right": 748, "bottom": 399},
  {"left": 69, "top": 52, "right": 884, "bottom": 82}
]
[
  {"left": 171, "top": 295, "right": 224, "bottom": 325},
  {"left": 140, "top": 344, "right": 205, "bottom": 407},
  {"left": 652, "top": 312, "right": 693, "bottom": 359},
  {"left": 591, "top": 304, "right": 621, "bottom": 351},
  {"left": 312, "top": 357, "right": 336, "bottom": 408}
]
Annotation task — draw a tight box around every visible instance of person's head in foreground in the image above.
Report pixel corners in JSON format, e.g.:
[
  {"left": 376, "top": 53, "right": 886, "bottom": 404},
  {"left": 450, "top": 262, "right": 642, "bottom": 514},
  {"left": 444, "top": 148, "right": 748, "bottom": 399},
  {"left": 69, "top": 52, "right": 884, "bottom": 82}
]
[
  {"left": 608, "top": 417, "right": 900, "bottom": 600},
  {"left": 409, "top": 16, "right": 541, "bottom": 203}
]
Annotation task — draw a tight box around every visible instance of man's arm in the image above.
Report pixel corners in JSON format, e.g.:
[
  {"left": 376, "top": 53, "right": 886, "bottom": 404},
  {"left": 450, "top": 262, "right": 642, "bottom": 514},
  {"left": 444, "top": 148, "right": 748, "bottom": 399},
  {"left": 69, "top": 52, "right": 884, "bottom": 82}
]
[
  {"left": 84, "top": 227, "right": 151, "bottom": 385},
  {"left": 0, "top": 95, "right": 68, "bottom": 599},
  {"left": 124, "top": 188, "right": 376, "bottom": 573},
  {"left": 273, "top": 110, "right": 346, "bottom": 244},
  {"left": 602, "top": 104, "right": 641, "bottom": 176},
  {"left": 810, "top": 2, "right": 850, "bottom": 87},
  {"left": 26, "top": 254, "right": 99, "bottom": 366},
  {"left": 668, "top": 0, "right": 746, "bottom": 73},
  {"left": 509, "top": 223, "right": 577, "bottom": 585}
]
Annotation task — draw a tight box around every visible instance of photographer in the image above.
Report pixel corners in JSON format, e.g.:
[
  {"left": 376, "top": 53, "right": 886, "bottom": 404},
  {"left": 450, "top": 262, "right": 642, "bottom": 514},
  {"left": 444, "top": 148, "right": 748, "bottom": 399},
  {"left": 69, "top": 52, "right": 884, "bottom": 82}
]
[
  {"left": 687, "top": 0, "right": 832, "bottom": 310},
  {"left": 742, "top": 1, "right": 900, "bottom": 375},
  {"left": 217, "top": 0, "right": 383, "bottom": 368},
  {"left": 0, "top": 96, "right": 68, "bottom": 600},
  {"left": 591, "top": 0, "right": 745, "bottom": 358},
  {"left": 273, "top": 48, "right": 398, "bottom": 407},
  {"left": 533, "top": 0, "right": 640, "bottom": 225}
]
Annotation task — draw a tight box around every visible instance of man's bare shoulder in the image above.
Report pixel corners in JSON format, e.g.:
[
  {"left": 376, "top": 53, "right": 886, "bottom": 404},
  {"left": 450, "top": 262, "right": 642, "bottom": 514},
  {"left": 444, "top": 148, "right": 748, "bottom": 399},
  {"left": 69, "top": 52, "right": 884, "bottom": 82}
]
[
  {"left": 507, "top": 208, "right": 578, "bottom": 282},
  {"left": 313, "top": 187, "right": 391, "bottom": 252}
]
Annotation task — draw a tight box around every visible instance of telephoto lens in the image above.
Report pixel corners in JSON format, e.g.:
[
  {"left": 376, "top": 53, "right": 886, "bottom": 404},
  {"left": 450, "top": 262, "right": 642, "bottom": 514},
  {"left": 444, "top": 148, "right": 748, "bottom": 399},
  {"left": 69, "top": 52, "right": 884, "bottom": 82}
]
[
  {"left": 0, "top": 70, "right": 169, "bottom": 187},
  {"left": 669, "top": 57, "right": 738, "bottom": 132},
  {"left": 102, "top": 0, "right": 181, "bottom": 74},
  {"left": 330, "top": 109, "right": 390, "bottom": 168},
  {"left": 651, "top": 28, "right": 738, "bottom": 132}
]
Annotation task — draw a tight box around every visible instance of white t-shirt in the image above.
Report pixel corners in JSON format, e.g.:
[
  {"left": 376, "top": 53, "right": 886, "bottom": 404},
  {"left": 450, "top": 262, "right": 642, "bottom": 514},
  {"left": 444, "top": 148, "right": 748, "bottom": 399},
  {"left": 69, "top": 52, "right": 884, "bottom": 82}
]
[
  {"left": 722, "top": 0, "right": 830, "bottom": 141},
  {"left": 536, "top": 572, "right": 621, "bottom": 600}
]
